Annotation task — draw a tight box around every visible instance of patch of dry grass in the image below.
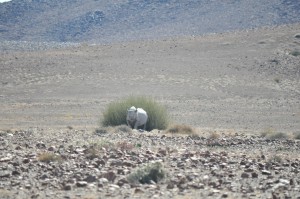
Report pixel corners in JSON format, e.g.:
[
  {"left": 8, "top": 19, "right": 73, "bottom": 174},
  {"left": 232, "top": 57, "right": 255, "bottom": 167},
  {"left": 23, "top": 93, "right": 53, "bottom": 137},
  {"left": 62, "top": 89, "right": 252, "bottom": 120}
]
[
  {"left": 37, "top": 152, "right": 62, "bottom": 163},
  {"left": 127, "top": 162, "right": 167, "bottom": 184},
  {"left": 116, "top": 141, "right": 134, "bottom": 151},
  {"left": 166, "top": 124, "right": 196, "bottom": 135},
  {"left": 208, "top": 131, "right": 220, "bottom": 139},
  {"left": 261, "top": 128, "right": 289, "bottom": 140}
]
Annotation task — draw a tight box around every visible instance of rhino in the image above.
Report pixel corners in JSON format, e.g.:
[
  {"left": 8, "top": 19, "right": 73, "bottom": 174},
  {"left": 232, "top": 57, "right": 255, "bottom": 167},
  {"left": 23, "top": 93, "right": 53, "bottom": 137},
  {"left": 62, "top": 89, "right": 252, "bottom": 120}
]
[{"left": 126, "top": 106, "right": 148, "bottom": 130}]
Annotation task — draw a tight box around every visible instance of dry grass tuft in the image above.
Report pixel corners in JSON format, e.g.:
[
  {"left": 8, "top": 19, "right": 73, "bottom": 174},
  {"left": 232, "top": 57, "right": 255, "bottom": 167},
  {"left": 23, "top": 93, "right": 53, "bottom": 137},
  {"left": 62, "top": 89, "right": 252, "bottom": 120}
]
[
  {"left": 127, "top": 162, "right": 166, "bottom": 184},
  {"left": 115, "top": 125, "right": 132, "bottom": 133},
  {"left": 38, "top": 152, "right": 62, "bottom": 163},
  {"left": 116, "top": 141, "right": 134, "bottom": 151},
  {"left": 261, "top": 128, "right": 288, "bottom": 140},
  {"left": 166, "top": 124, "right": 196, "bottom": 135},
  {"left": 208, "top": 131, "right": 220, "bottom": 139},
  {"left": 293, "top": 131, "right": 300, "bottom": 140},
  {"left": 94, "top": 126, "right": 114, "bottom": 134}
]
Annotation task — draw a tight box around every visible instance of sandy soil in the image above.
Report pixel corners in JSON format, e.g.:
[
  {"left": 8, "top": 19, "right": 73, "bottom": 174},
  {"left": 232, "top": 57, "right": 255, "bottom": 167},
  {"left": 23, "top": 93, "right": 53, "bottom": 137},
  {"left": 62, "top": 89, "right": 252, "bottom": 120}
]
[
  {"left": 1, "top": 23, "right": 299, "bottom": 133},
  {"left": 0, "top": 23, "right": 299, "bottom": 199}
]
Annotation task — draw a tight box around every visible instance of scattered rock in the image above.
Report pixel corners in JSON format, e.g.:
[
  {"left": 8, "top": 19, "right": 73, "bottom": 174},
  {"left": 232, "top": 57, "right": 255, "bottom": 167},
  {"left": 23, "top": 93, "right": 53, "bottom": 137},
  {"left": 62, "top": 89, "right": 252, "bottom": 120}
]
[
  {"left": 76, "top": 181, "right": 88, "bottom": 187},
  {"left": 261, "top": 170, "right": 271, "bottom": 175},
  {"left": 0, "top": 171, "right": 11, "bottom": 178}
]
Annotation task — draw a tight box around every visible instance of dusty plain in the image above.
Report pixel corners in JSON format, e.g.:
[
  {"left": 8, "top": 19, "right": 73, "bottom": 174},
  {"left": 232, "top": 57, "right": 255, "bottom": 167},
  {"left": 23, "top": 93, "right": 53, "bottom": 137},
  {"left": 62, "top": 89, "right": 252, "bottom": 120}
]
[{"left": 0, "top": 24, "right": 300, "bottom": 198}]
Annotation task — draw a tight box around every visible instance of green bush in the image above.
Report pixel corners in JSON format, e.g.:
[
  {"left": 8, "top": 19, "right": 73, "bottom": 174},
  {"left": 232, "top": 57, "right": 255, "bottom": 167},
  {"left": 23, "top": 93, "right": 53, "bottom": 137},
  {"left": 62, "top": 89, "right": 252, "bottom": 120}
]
[
  {"left": 127, "top": 162, "right": 166, "bottom": 184},
  {"left": 101, "top": 96, "right": 169, "bottom": 131}
]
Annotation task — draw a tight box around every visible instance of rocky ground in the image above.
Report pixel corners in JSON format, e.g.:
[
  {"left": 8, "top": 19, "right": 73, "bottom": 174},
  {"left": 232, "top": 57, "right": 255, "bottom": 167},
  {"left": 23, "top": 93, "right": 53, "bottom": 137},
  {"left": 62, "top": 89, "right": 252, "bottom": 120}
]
[{"left": 0, "top": 127, "right": 299, "bottom": 199}]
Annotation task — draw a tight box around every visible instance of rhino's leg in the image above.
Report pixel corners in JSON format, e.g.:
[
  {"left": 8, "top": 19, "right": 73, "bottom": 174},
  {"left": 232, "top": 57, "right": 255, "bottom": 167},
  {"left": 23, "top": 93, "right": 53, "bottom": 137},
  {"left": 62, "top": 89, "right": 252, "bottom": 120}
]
[{"left": 134, "top": 122, "right": 138, "bottom": 130}]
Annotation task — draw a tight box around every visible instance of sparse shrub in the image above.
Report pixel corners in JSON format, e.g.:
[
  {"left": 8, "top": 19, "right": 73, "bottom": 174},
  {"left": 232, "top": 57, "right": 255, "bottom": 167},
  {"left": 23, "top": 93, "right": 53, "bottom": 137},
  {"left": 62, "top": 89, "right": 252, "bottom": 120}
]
[
  {"left": 261, "top": 128, "right": 275, "bottom": 137},
  {"left": 293, "top": 131, "right": 300, "bottom": 140},
  {"left": 101, "top": 96, "right": 169, "bottom": 131},
  {"left": 38, "top": 152, "right": 62, "bottom": 163},
  {"left": 90, "top": 139, "right": 115, "bottom": 150},
  {"left": 166, "top": 124, "right": 196, "bottom": 135},
  {"left": 268, "top": 154, "right": 282, "bottom": 164},
  {"left": 269, "top": 59, "right": 279, "bottom": 64},
  {"left": 261, "top": 129, "right": 288, "bottom": 140},
  {"left": 290, "top": 50, "right": 300, "bottom": 57},
  {"left": 208, "top": 131, "right": 220, "bottom": 139},
  {"left": 94, "top": 126, "right": 114, "bottom": 134},
  {"left": 116, "top": 141, "right": 134, "bottom": 151},
  {"left": 127, "top": 162, "right": 166, "bottom": 184},
  {"left": 274, "top": 77, "right": 280, "bottom": 83},
  {"left": 84, "top": 147, "right": 99, "bottom": 159},
  {"left": 116, "top": 125, "right": 132, "bottom": 133},
  {"left": 268, "top": 132, "right": 289, "bottom": 140}
]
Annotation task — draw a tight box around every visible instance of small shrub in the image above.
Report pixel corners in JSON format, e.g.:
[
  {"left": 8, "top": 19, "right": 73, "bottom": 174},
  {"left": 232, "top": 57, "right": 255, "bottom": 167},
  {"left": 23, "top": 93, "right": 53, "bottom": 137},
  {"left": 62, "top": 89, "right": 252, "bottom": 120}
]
[
  {"left": 90, "top": 139, "right": 115, "bottom": 150},
  {"left": 38, "top": 152, "right": 62, "bottom": 163},
  {"left": 261, "top": 128, "right": 275, "bottom": 137},
  {"left": 116, "top": 125, "right": 132, "bottom": 133},
  {"left": 116, "top": 141, "right": 134, "bottom": 151},
  {"left": 208, "top": 131, "right": 220, "bottom": 139},
  {"left": 293, "top": 131, "right": 300, "bottom": 140},
  {"left": 127, "top": 162, "right": 166, "bottom": 184},
  {"left": 94, "top": 127, "right": 114, "bottom": 134},
  {"left": 274, "top": 77, "right": 280, "bottom": 83},
  {"left": 101, "top": 96, "right": 169, "bottom": 131},
  {"left": 290, "top": 50, "right": 300, "bottom": 57},
  {"left": 263, "top": 130, "right": 288, "bottom": 140},
  {"left": 166, "top": 124, "right": 196, "bottom": 135},
  {"left": 268, "top": 154, "right": 282, "bottom": 164}
]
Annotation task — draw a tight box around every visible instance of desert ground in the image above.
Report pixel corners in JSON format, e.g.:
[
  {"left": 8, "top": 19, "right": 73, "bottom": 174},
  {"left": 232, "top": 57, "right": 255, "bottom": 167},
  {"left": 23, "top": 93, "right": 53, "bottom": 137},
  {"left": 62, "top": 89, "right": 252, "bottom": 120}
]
[{"left": 0, "top": 24, "right": 300, "bottom": 198}]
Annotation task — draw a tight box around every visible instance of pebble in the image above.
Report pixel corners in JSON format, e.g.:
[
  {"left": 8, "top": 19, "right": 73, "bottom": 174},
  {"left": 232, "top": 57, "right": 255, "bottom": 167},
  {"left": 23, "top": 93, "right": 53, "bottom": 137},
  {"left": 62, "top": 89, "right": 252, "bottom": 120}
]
[
  {"left": 76, "top": 181, "right": 88, "bottom": 187},
  {"left": 261, "top": 170, "right": 271, "bottom": 175}
]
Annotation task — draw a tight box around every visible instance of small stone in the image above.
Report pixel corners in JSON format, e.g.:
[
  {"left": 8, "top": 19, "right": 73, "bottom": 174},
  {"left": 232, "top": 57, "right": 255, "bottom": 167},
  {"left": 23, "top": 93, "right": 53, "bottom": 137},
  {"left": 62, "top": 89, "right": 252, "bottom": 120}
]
[
  {"left": 36, "top": 142, "right": 46, "bottom": 149},
  {"left": 96, "top": 159, "right": 106, "bottom": 166},
  {"left": 84, "top": 175, "right": 97, "bottom": 183},
  {"left": 100, "top": 171, "right": 116, "bottom": 182},
  {"left": 63, "top": 184, "right": 72, "bottom": 190},
  {"left": 0, "top": 171, "right": 11, "bottom": 178},
  {"left": 110, "top": 160, "right": 122, "bottom": 167},
  {"left": 25, "top": 184, "right": 31, "bottom": 189},
  {"left": 40, "top": 174, "right": 48, "bottom": 179},
  {"left": 22, "top": 158, "right": 30, "bottom": 164},
  {"left": 99, "top": 178, "right": 109, "bottom": 184},
  {"left": 117, "top": 178, "right": 128, "bottom": 187},
  {"left": 158, "top": 148, "right": 167, "bottom": 156},
  {"left": 109, "top": 184, "right": 120, "bottom": 191},
  {"left": 15, "top": 145, "right": 22, "bottom": 150},
  {"left": 122, "top": 161, "right": 134, "bottom": 167},
  {"left": 76, "top": 181, "right": 88, "bottom": 187},
  {"left": 167, "top": 183, "right": 175, "bottom": 189},
  {"left": 279, "top": 179, "right": 289, "bottom": 185},
  {"left": 222, "top": 193, "right": 229, "bottom": 198},
  {"left": 261, "top": 170, "right": 271, "bottom": 175},
  {"left": 241, "top": 172, "right": 250, "bottom": 178},
  {"left": 251, "top": 172, "right": 258, "bottom": 178},
  {"left": 134, "top": 188, "right": 144, "bottom": 194},
  {"left": 0, "top": 157, "right": 12, "bottom": 162},
  {"left": 48, "top": 146, "right": 56, "bottom": 151}
]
